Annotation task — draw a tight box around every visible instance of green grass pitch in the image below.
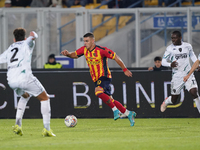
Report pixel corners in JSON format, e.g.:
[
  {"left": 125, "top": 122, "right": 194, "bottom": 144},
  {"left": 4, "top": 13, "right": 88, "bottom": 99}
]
[{"left": 1, "top": 118, "right": 200, "bottom": 150}]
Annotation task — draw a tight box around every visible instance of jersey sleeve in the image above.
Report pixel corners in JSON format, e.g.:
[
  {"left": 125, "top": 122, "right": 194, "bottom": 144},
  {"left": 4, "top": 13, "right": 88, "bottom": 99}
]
[
  {"left": 188, "top": 44, "right": 197, "bottom": 63},
  {"left": 162, "top": 48, "right": 171, "bottom": 67},
  {"left": 101, "top": 47, "right": 116, "bottom": 59},
  {"left": 0, "top": 50, "right": 8, "bottom": 64},
  {"left": 75, "top": 46, "right": 85, "bottom": 57},
  {"left": 26, "top": 31, "right": 38, "bottom": 49}
]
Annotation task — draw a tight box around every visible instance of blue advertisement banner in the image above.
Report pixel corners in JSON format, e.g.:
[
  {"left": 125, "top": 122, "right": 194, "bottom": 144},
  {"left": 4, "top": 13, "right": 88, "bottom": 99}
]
[{"left": 153, "top": 16, "right": 200, "bottom": 28}]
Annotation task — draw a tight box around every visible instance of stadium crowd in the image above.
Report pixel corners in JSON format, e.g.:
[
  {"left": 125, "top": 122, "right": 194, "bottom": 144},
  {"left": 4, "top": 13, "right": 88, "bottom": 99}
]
[
  {"left": 1, "top": 0, "right": 142, "bottom": 8},
  {"left": 3, "top": 0, "right": 200, "bottom": 8}
]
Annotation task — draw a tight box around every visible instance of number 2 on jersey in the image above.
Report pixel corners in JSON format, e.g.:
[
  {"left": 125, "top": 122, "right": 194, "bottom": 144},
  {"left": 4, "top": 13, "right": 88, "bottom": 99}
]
[{"left": 10, "top": 48, "right": 18, "bottom": 63}]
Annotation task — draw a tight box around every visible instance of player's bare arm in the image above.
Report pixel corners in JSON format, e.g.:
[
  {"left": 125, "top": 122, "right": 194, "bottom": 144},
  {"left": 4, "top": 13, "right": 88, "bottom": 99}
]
[
  {"left": 183, "top": 60, "right": 200, "bottom": 82},
  {"left": 114, "top": 54, "right": 132, "bottom": 77},
  {"left": 61, "top": 50, "right": 78, "bottom": 59}
]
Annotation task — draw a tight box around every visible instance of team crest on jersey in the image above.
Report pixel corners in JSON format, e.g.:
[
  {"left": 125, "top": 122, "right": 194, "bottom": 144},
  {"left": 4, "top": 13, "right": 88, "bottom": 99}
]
[
  {"left": 93, "top": 53, "right": 96, "bottom": 57},
  {"left": 97, "top": 80, "right": 101, "bottom": 85},
  {"left": 179, "top": 48, "right": 182, "bottom": 52},
  {"left": 173, "top": 89, "right": 176, "bottom": 93}
]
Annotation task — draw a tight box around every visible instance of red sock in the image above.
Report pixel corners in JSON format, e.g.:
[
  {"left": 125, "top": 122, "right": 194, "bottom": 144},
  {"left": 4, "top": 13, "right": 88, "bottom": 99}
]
[
  {"left": 97, "top": 93, "right": 115, "bottom": 108},
  {"left": 113, "top": 100, "right": 126, "bottom": 113}
]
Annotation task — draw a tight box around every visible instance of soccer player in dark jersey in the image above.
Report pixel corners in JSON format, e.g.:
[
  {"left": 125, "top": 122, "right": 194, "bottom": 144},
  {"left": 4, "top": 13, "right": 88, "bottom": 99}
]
[{"left": 61, "top": 32, "right": 136, "bottom": 126}]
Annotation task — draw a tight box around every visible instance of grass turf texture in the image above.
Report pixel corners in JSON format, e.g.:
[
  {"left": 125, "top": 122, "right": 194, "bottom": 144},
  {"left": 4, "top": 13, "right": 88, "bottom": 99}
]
[{"left": 1, "top": 118, "right": 200, "bottom": 150}]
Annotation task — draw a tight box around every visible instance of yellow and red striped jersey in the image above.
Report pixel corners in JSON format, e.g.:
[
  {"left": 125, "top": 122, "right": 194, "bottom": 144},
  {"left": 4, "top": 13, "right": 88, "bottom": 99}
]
[{"left": 75, "top": 45, "right": 116, "bottom": 82}]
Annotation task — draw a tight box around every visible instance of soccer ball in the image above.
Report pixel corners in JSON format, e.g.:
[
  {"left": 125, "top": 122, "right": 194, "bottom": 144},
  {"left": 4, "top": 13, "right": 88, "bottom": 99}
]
[{"left": 64, "top": 115, "right": 77, "bottom": 127}]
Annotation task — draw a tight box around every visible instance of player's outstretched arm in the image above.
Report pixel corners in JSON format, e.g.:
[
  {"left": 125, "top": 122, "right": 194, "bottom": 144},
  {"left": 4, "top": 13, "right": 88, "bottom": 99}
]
[
  {"left": 183, "top": 60, "right": 200, "bottom": 82},
  {"left": 61, "top": 50, "right": 78, "bottom": 59},
  {"left": 114, "top": 54, "right": 132, "bottom": 77}
]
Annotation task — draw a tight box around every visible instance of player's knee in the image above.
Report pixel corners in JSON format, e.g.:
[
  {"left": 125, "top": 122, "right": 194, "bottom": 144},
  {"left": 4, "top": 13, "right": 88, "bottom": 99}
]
[
  {"left": 191, "top": 93, "right": 198, "bottom": 99},
  {"left": 95, "top": 87, "right": 104, "bottom": 96},
  {"left": 37, "top": 91, "right": 49, "bottom": 101},
  {"left": 189, "top": 88, "right": 198, "bottom": 99},
  {"left": 22, "top": 92, "right": 30, "bottom": 98},
  {"left": 95, "top": 90, "right": 103, "bottom": 96}
]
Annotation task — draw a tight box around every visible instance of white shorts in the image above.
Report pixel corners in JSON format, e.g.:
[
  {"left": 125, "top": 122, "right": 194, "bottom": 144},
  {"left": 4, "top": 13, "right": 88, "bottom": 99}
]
[
  {"left": 8, "top": 75, "right": 45, "bottom": 97},
  {"left": 171, "top": 74, "right": 198, "bottom": 95}
]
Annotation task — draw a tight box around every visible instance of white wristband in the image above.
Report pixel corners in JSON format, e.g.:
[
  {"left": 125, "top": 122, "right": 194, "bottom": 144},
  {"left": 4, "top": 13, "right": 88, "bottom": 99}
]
[{"left": 32, "top": 31, "right": 38, "bottom": 38}]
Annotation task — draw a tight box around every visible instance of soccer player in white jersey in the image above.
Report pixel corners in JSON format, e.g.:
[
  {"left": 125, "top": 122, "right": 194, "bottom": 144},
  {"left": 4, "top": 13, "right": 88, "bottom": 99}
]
[
  {"left": 160, "top": 31, "right": 200, "bottom": 113},
  {"left": 0, "top": 28, "right": 55, "bottom": 137}
]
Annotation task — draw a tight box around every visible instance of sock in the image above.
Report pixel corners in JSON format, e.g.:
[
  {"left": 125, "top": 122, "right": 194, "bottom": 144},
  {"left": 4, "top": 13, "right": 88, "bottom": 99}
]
[
  {"left": 113, "top": 100, "right": 126, "bottom": 113},
  {"left": 112, "top": 106, "right": 117, "bottom": 111},
  {"left": 41, "top": 99, "right": 51, "bottom": 131},
  {"left": 164, "top": 96, "right": 172, "bottom": 105},
  {"left": 194, "top": 97, "right": 200, "bottom": 113},
  {"left": 96, "top": 93, "right": 115, "bottom": 108},
  {"left": 15, "top": 96, "right": 30, "bottom": 127},
  {"left": 124, "top": 109, "right": 130, "bottom": 116}
]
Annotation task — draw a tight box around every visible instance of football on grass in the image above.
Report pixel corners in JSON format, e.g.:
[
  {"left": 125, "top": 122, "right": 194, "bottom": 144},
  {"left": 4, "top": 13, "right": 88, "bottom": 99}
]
[{"left": 64, "top": 115, "right": 77, "bottom": 127}]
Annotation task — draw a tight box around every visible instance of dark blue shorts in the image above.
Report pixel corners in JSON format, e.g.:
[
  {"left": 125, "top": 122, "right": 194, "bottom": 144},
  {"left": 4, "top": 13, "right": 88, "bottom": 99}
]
[{"left": 94, "top": 76, "right": 112, "bottom": 96}]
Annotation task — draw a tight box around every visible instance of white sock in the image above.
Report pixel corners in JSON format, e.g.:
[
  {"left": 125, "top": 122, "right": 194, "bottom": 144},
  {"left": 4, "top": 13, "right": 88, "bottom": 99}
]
[
  {"left": 165, "top": 96, "right": 173, "bottom": 105},
  {"left": 124, "top": 109, "right": 130, "bottom": 116},
  {"left": 16, "top": 96, "right": 30, "bottom": 127},
  {"left": 194, "top": 97, "right": 200, "bottom": 113},
  {"left": 41, "top": 99, "right": 51, "bottom": 131},
  {"left": 112, "top": 106, "right": 117, "bottom": 111}
]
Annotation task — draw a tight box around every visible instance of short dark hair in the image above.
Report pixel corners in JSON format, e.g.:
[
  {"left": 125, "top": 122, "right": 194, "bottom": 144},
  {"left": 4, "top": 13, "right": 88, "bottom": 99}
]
[
  {"left": 13, "top": 28, "right": 26, "bottom": 42},
  {"left": 154, "top": 56, "right": 162, "bottom": 62},
  {"left": 83, "top": 32, "right": 94, "bottom": 38},
  {"left": 172, "top": 31, "right": 181, "bottom": 38}
]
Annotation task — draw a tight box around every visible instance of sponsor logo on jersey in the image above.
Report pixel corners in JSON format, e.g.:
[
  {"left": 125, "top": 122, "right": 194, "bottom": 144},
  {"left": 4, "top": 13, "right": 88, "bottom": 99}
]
[
  {"left": 175, "top": 53, "right": 187, "bottom": 60},
  {"left": 86, "top": 60, "right": 100, "bottom": 65},
  {"left": 88, "top": 57, "right": 94, "bottom": 60}
]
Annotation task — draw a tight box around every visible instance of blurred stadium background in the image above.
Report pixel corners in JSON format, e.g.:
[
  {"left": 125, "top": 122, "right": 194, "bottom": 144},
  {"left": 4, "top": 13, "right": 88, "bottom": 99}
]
[{"left": 0, "top": 0, "right": 200, "bottom": 69}]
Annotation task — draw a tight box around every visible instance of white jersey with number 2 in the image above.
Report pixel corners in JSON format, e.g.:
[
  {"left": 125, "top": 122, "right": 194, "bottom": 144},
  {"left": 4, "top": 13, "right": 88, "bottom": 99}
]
[{"left": 0, "top": 33, "right": 38, "bottom": 85}]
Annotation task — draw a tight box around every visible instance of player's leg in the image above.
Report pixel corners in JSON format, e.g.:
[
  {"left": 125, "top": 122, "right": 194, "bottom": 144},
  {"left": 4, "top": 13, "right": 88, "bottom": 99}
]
[
  {"left": 26, "top": 77, "right": 55, "bottom": 136},
  {"left": 15, "top": 92, "right": 30, "bottom": 127},
  {"left": 95, "top": 86, "right": 120, "bottom": 120},
  {"left": 161, "top": 78, "right": 183, "bottom": 112},
  {"left": 189, "top": 88, "right": 200, "bottom": 113},
  {"left": 94, "top": 77, "right": 120, "bottom": 120},
  {"left": 95, "top": 86, "right": 115, "bottom": 108},
  {"left": 36, "top": 91, "right": 55, "bottom": 137},
  {"left": 36, "top": 91, "right": 50, "bottom": 130},
  {"left": 13, "top": 92, "right": 30, "bottom": 136},
  {"left": 110, "top": 96, "right": 136, "bottom": 126},
  {"left": 185, "top": 76, "right": 200, "bottom": 113},
  {"left": 161, "top": 94, "right": 180, "bottom": 112}
]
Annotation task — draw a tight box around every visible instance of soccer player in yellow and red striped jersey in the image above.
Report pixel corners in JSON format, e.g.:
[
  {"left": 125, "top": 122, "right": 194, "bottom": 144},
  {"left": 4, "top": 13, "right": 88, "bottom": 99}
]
[{"left": 61, "top": 32, "right": 136, "bottom": 126}]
